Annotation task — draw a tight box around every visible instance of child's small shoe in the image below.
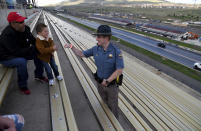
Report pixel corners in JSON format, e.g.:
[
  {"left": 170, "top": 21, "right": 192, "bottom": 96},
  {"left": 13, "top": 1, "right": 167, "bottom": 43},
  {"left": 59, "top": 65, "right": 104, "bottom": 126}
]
[
  {"left": 57, "top": 75, "right": 63, "bottom": 81},
  {"left": 49, "top": 79, "right": 54, "bottom": 86}
]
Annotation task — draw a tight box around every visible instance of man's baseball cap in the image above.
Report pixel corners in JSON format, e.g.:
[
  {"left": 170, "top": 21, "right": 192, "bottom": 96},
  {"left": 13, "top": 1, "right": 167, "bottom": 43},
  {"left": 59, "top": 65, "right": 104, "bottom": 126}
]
[{"left": 7, "top": 12, "right": 26, "bottom": 23}]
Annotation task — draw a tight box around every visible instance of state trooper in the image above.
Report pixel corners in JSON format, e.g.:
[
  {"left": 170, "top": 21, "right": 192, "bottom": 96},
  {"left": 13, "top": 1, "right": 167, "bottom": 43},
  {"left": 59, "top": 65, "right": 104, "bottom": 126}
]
[{"left": 64, "top": 25, "right": 124, "bottom": 118}]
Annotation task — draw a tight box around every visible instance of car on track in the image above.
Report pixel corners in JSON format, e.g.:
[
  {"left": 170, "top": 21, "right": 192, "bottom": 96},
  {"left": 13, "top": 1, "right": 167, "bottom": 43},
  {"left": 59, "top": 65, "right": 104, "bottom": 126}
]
[
  {"left": 157, "top": 42, "right": 166, "bottom": 48},
  {"left": 193, "top": 62, "right": 201, "bottom": 70}
]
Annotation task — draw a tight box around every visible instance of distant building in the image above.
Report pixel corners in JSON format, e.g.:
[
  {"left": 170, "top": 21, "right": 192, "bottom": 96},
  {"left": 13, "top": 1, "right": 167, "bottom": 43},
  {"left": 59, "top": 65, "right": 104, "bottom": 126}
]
[
  {"left": 0, "top": 0, "right": 7, "bottom": 8},
  {"left": 16, "top": 0, "right": 26, "bottom": 4},
  {"left": 6, "top": 0, "right": 16, "bottom": 5},
  {"left": 6, "top": 0, "right": 16, "bottom": 8},
  {"left": 0, "top": 0, "right": 7, "bottom": 3}
]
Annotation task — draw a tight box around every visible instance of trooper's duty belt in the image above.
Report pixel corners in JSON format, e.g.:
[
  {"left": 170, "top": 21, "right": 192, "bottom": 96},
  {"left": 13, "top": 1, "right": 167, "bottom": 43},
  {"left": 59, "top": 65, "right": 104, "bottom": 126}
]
[{"left": 93, "top": 72, "right": 123, "bottom": 86}]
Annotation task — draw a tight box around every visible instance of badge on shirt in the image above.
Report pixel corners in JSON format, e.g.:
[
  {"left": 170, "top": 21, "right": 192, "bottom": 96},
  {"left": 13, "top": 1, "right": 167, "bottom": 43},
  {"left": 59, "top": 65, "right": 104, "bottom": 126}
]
[{"left": 109, "top": 54, "right": 113, "bottom": 58}]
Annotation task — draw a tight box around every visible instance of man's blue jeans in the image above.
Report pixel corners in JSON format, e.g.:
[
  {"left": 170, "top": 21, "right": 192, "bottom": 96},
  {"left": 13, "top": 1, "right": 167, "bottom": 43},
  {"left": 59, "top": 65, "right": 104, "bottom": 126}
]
[
  {"left": 33, "top": 55, "right": 44, "bottom": 78},
  {"left": 0, "top": 56, "right": 44, "bottom": 88},
  {"left": 41, "top": 57, "right": 59, "bottom": 80}
]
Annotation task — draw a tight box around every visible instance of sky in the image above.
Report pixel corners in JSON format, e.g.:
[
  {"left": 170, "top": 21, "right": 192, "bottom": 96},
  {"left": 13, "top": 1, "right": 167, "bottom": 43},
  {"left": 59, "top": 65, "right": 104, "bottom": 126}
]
[
  {"left": 167, "top": 0, "right": 201, "bottom": 4},
  {"left": 37, "top": 0, "right": 64, "bottom": 6},
  {"left": 36, "top": 0, "right": 201, "bottom": 6}
]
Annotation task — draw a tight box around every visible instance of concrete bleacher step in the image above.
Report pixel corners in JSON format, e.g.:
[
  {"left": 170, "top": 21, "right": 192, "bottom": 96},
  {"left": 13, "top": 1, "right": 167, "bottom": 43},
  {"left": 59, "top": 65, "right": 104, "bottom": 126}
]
[
  {"left": 0, "top": 65, "right": 7, "bottom": 82},
  {"left": 0, "top": 67, "right": 13, "bottom": 106},
  {"left": 43, "top": 13, "right": 78, "bottom": 131}
]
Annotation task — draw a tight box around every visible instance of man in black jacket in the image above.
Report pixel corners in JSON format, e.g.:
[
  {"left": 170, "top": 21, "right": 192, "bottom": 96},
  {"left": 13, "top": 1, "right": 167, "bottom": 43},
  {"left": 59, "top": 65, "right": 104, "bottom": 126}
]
[{"left": 0, "top": 12, "right": 47, "bottom": 95}]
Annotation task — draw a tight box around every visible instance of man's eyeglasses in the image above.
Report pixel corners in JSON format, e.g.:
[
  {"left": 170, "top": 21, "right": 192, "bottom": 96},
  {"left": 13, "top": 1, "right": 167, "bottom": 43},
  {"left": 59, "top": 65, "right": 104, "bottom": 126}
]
[{"left": 15, "top": 21, "right": 24, "bottom": 24}]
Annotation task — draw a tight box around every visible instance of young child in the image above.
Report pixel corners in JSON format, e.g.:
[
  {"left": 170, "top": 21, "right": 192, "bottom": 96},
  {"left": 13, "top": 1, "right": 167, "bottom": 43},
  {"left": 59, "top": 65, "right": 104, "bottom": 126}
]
[{"left": 35, "top": 23, "right": 62, "bottom": 86}]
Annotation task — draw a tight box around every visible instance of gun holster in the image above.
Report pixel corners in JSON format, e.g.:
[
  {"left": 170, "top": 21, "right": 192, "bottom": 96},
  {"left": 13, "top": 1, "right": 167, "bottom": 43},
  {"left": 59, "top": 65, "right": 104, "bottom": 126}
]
[
  {"left": 93, "top": 72, "right": 123, "bottom": 86},
  {"left": 116, "top": 74, "right": 123, "bottom": 86}
]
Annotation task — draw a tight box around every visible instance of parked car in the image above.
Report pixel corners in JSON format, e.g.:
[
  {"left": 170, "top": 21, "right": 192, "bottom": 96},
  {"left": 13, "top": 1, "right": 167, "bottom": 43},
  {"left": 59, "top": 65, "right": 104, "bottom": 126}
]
[
  {"left": 157, "top": 42, "right": 166, "bottom": 48},
  {"left": 193, "top": 62, "right": 201, "bottom": 70}
]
